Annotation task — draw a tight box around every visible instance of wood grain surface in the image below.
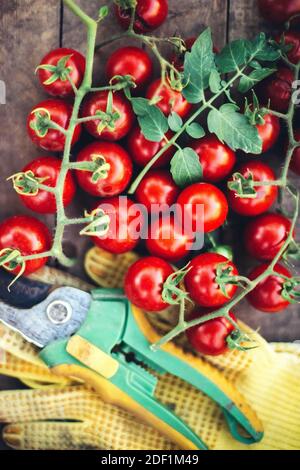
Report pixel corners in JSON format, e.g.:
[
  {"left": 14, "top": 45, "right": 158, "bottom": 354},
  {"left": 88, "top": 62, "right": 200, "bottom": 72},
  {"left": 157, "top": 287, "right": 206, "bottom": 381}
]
[{"left": 0, "top": 0, "right": 299, "bottom": 451}]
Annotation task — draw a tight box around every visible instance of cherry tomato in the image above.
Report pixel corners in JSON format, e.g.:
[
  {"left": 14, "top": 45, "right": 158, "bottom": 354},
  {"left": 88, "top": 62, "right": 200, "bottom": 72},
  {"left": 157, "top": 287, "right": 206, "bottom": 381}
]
[
  {"left": 27, "top": 99, "right": 81, "bottom": 152},
  {"left": 19, "top": 156, "right": 76, "bottom": 214},
  {"left": 244, "top": 213, "right": 292, "bottom": 261},
  {"left": 124, "top": 256, "right": 174, "bottom": 312},
  {"left": 170, "top": 37, "right": 197, "bottom": 72},
  {"left": 228, "top": 161, "right": 278, "bottom": 216},
  {"left": 146, "top": 215, "right": 194, "bottom": 262},
  {"left": 256, "top": 112, "right": 280, "bottom": 153},
  {"left": 186, "top": 309, "right": 237, "bottom": 356},
  {"left": 176, "top": 183, "right": 228, "bottom": 233},
  {"left": 275, "top": 31, "right": 300, "bottom": 65},
  {"left": 247, "top": 263, "right": 292, "bottom": 313},
  {"left": 75, "top": 142, "right": 133, "bottom": 197},
  {"left": 258, "top": 67, "right": 293, "bottom": 113},
  {"left": 115, "top": 0, "right": 168, "bottom": 33},
  {"left": 0, "top": 215, "right": 51, "bottom": 275},
  {"left": 106, "top": 47, "right": 153, "bottom": 90},
  {"left": 81, "top": 91, "right": 134, "bottom": 141},
  {"left": 92, "top": 196, "right": 144, "bottom": 254},
  {"left": 190, "top": 135, "right": 236, "bottom": 183},
  {"left": 135, "top": 170, "right": 180, "bottom": 213},
  {"left": 127, "top": 125, "right": 174, "bottom": 168},
  {"left": 184, "top": 253, "right": 239, "bottom": 308},
  {"left": 37, "top": 48, "right": 85, "bottom": 97},
  {"left": 258, "top": 0, "right": 300, "bottom": 25},
  {"left": 290, "top": 129, "right": 300, "bottom": 175},
  {"left": 146, "top": 79, "right": 192, "bottom": 118}
]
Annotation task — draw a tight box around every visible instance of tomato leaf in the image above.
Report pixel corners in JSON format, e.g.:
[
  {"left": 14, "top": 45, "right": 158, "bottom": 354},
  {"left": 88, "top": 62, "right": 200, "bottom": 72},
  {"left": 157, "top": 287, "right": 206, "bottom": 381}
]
[
  {"left": 168, "top": 111, "right": 183, "bottom": 132},
  {"left": 207, "top": 103, "right": 262, "bottom": 154},
  {"left": 209, "top": 69, "right": 222, "bottom": 93},
  {"left": 186, "top": 123, "right": 205, "bottom": 139},
  {"left": 238, "top": 68, "right": 276, "bottom": 93},
  {"left": 183, "top": 28, "right": 216, "bottom": 103},
  {"left": 216, "top": 39, "right": 251, "bottom": 73},
  {"left": 170, "top": 147, "right": 203, "bottom": 187},
  {"left": 216, "top": 33, "right": 280, "bottom": 74},
  {"left": 131, "top": 97, "right": 169, "bottom": 142}
]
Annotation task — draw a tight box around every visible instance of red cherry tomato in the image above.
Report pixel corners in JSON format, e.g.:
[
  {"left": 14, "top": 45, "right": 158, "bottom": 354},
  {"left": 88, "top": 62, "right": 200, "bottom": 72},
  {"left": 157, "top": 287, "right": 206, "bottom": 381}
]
[
  {"left": 124, "top": 256, "right": 174, "bottom": 312},
  {"left": 256, "top": 112, "right": 280, "bottom": 153},
  {"left": 258, "top": 67, "right": 293, "bottom": 113},
  {"left": 290, "top": 129, "right": 300, "bottom": 175},
  {"left": 127, "top": 125, "right": 174, "bottom": 168},
  {"left": 19, "top": 156, "right": 76, "bottom": 214},
  {"left": 258, "top": 0, "right": 300, "bottom": 25},
  {"left": 176, "top": 183, "right": 228, "bottom": 233},
  {"left": 146, "top": 215, "right": 194, "bottom": 262},
  {"left": 244, "top": 213, "right": 292, "bottom": 261},
  {"left": 115, "top": 0, "right": 168, "bottom": 33},
  {"left": 247, "top": 263, "right": 292, "bottom": 313},
  {"left": 228, "top": 161, "right": 278, "bottom": 216},
  {"left": 186, "top": 310, "right": 237, "bottom": 356},
  {"left": 27, "top": 99, "right": 81, "bottom": 152},
  {"left": 275, "top": 31, "right": 300, "bottom": 65},
  {"left": 75, "top": 142, "right": 133, "bottom": 197},
  {"left": 81, "top": 91, "right": 134, "bottom": 141},
  {"left": 135, "top": 170, "right": 180, "bottom": 213},
  {"left": 190, "top": 135, "right": 236, "bottom": 183},
  {"left": 92, "top": 196, "right": 144, "bottom": 254},
  {"left": 146, "top": 79, "right": 192, "bottom": 118},
  {"left": 106, "top": 47, "right": 153, "bottom": 90},
  {"left": 0, "top": 215, "right": 51, "bottom": 275},
  {"left": 37, "top": 48, "right": 85, "bottom": 97},
  {"left": 184, "top": 253, "right": 239, "bottom": 308}
]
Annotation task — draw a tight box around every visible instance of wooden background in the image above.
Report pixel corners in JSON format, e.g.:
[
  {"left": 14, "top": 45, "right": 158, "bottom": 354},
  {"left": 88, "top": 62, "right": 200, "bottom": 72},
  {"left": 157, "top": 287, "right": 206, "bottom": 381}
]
[{"left": 0, "top": 0, "right": 299, "bottom": 450}]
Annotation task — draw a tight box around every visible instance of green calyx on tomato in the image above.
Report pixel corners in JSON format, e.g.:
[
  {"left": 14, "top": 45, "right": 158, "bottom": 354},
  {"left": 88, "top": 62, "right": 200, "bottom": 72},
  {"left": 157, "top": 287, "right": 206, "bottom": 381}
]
[
  {"left": 227, "top": 171, "right": 258, "bottom": 198},
  {"left": 161, "top": 263, "right": 192, "bottom": 306},
  {"left": 79, "top": 208, "right": 111, "bottom": 237},
  {"left": 8, "top": 170, "right": 49, "bottom": 196},
  {"left": 29, "top": 107, "right": 54, "bottom": 138},
  {"left": 36, "top": 54, "right": 73, "bottom": 85}
]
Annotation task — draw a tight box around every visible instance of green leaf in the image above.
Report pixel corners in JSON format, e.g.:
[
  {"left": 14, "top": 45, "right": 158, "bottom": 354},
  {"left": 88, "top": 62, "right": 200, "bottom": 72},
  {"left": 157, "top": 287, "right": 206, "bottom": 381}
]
[
  {"left": 207, "top": 103, "right": 262, "bottom": 154},
  {"left": 186, "top": 123, "right": 205, "bottom": 139},
  {"left": 183, "top": 28, "right": 216, "bottom": 103},
  {"left": 249, "top": 33, "right": 280, "bottom": 62},
  {"left": 238, "top": 68, "right": 276, "bottom": 93},
  {"left": 216, "top": 39, "right": 251, "bottom": 73},
  {"left": 170, "top": 147, "right": 203, "bottom": 187},
  {"left": 216, "top": 33, "right": 280, "bottom": 75},
  {"left": 168, "top": 111, "right": 183, "bottom": 132},
  {"left": 98, "top": 5, "right": 109, "bottom": 20},
  {"left": 209, "top": 69, "right": 222, "bottom": 93},
  {"left": 131, "top": 97, "right": 169, "bottom": 142}
]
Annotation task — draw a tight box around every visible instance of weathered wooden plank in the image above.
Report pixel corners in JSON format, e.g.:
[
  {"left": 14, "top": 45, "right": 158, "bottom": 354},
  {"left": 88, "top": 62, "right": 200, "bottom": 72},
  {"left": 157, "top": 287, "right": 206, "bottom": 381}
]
[
  {"left": 0, "top": 0, "right": 61, "bottom": 449},
  {"left": 228, "top": 0, "right": 269, "bottom": 40},
  {"left": 228, "top": 0, "right": 300, "bottom": 341}
]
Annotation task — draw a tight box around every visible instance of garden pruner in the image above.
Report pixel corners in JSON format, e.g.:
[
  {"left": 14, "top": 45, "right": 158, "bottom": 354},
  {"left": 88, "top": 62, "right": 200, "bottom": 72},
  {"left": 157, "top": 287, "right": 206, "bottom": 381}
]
[{"left": 0, "top": 277, "right": 264, "bottom": 450}]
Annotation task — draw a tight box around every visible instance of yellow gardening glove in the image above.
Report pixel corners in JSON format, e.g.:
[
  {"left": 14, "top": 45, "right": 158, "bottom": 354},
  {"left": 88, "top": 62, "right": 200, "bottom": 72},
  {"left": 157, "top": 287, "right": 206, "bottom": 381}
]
[{"left": 1, "top": 320, "right": 300, "bottom": 450}]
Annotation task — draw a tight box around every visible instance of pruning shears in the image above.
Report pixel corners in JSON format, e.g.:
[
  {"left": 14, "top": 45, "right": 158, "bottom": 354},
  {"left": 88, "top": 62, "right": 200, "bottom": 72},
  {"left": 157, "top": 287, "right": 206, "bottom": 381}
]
[{"left": 0, "top": 270, "right": 264, "bottom": 450}]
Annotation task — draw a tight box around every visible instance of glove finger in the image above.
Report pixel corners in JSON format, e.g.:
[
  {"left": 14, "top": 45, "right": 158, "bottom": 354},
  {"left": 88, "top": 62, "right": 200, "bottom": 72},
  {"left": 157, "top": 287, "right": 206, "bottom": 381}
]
[
  {"left": 0, "top": 350, "right": 71, "bottom": 386},
  {"left": 0, "top": 386, "right": 89, "bottom": 423},
  {"left": 0, "top": 323, "right": 42, "bottom": 366},
  {"left": 3, "top": 422, "right": 89, "bottom": 450}
]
